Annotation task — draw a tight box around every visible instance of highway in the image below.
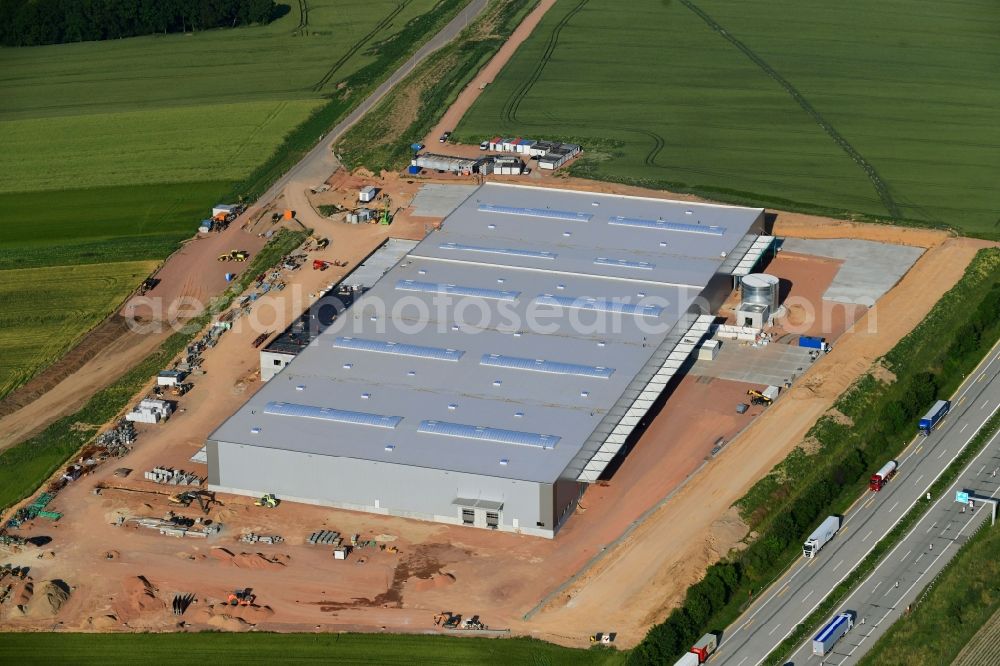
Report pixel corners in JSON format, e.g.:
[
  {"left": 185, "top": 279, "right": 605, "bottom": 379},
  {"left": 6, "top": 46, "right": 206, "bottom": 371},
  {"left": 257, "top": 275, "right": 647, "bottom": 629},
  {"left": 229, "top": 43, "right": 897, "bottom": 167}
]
[{"left": 714, "top": 337, "right": 1000, "bottom": 666}]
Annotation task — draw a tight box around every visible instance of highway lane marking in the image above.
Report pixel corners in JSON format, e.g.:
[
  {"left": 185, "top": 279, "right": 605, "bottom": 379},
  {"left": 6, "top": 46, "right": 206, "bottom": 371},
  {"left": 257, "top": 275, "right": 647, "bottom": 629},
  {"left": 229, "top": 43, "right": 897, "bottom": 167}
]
[
  {"left": 724, "top": 560, "right": 810, "bottom": 641},
  {"left": 768, "top": 624, "right": 782, "bottom": 636},
  {"left": 961, "top": 423, "right": 969, "bottom": 433},
  {"left": 871, "top": 581, "right": 881, "bottom": 593},
  {"left": 912, "top": 475, "right": 924, "bottom": 486},
  {"left": 916, "top": 553, "right": 925, "bottom": 564},
  {"left": 979, "top": 373, "right": 987, "bottom": 382},
  {"left": 751, "top": 400, "right": 1000, "bottom": 663},
  {"left": 979, "top": 465, "right": 986, "bottom": 475},
  {"left": 890, "top": 501, "right": 900, "bottom": 512},
  {"left": 777, "top": 583, "right": 789, "bottom": 598},
  {"left": 926, "top": 521, "right": 937, "bottom": 534},
  {"left": 915, "top": 445, "right": 923, "bottom": 454},
  {"left": 984, "top": 400, "right": 992, "bottom": 409},
  {"left": 737, "top": 658, "right": 748, "bottom": 666},
  {"left": 802, "top": 590, "right": 814, "bottom": 603},
  {"left": 938, "top": 449, "right": 947, "bottom": 459},
  {"left": 833, "top": 559, "right": 844, "bottom": 572},
  {"left": 862, "top": 496, "right": 875, "bottom": 509},
  {"left": 863, "top": 529, "right": 873, "bottom": 541},
  {"left": 901, "top": 549, "right": 911, "bottom": 561}
]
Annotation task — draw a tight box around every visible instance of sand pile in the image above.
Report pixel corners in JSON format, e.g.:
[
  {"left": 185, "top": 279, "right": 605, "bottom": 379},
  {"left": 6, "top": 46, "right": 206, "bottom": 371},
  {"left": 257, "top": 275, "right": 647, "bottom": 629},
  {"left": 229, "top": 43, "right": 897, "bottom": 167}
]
[
  {"left": 27, "top": 580, "right": 70, "bottom": 617},
  {"left": 206, "top": 614, "right": 250, "bottom": 631},
  {"left": 190, "top": 603, "right": 273, "bottom": 631},
  {"left": 87, "top": 614, "right": 119, "bottom": 629},
  {"left": 113, "top": 575, "right": 166, "bottom": 621},
  {"left": 15, "top": 580, "right": 34, "bottom": 614},
  {"left": 211, "top": 547, "right": 288, "bottom": 570},
  {"left": 408, "top": 572, "right": 456, "bottom": 593}
]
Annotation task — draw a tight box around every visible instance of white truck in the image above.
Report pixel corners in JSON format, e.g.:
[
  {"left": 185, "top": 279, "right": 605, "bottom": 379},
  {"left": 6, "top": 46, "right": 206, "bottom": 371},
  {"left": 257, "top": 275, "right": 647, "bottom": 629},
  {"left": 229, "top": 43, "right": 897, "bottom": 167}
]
[
  {"left": 803, "top": 515, "right": 841, "bottom": 558},
  {"left": 813, "top": 611, "right": 855, "bottom": 656}
]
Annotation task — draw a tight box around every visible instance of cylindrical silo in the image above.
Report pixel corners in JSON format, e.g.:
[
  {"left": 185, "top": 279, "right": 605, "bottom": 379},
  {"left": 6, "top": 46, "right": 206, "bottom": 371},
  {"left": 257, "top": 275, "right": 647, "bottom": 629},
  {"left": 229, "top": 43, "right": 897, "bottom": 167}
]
[{"left": 741, "top": 273, "right": 779, "bottom": 311}]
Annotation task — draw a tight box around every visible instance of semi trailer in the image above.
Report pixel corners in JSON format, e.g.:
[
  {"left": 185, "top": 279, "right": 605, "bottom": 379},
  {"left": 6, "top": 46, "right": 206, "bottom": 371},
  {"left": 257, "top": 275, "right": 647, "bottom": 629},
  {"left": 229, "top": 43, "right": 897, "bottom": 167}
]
[
  {"left": 869, "top": 460, "right": 898, "bottom": 491},
  {"left": 803, "top": 515, "right": 841, "bottom": 558},
  {"left": 813, "top": 611, "right": 854, "bottom": 656},
  {"left": 919, "top": 400, "right": 950, "bottom": 435},
  {"left": 798, "top": 335, "right": 830, "bottom": 351}
]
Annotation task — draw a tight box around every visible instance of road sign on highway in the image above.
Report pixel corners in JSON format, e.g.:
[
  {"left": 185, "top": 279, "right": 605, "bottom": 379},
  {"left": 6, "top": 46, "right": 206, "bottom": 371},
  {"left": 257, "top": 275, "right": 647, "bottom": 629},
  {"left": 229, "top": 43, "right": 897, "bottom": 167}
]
[{"left": 955, "top": 491, "right": 970, "bottom": 504}]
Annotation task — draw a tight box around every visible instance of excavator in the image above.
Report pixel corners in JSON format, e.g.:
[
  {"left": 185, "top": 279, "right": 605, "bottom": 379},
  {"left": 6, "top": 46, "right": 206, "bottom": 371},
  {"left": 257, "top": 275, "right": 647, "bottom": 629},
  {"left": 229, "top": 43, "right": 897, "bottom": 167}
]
[
  {"left": 255, "top": 493, "right": 279, "bottom": 508},
  {"left": 227, "top": 588, "right": 256, "bottom": 606},
  {"left": 168, "top": 490, "right": 217, "bottom": 515},
  {"left": 433, "top": 611, "right": 462, "bottom": 628},
  {"left": 747, "top": 389, "right": 773, "bottom": 406}
]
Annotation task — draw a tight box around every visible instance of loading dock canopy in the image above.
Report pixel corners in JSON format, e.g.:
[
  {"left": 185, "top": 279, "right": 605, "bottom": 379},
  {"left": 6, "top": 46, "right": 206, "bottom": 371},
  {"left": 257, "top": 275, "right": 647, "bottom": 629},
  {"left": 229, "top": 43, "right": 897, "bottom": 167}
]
[
  {"left": 453, "top": 498, "right": 504, "bottom": 511},
  {"left": 209, "top": 184, "right": 763, "bottom": 485}
]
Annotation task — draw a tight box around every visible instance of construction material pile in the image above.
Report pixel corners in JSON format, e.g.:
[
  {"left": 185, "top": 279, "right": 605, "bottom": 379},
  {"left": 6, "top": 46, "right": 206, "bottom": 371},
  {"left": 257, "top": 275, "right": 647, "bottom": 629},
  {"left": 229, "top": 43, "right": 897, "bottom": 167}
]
[
  {"left": 126, "top": 399, "right": 172, "bottom": 424},
  {"left": 306, "top": 530, "right": 341, "bottom": 546},
  {"left": 144, "top": 467, "right": 203, "bottom": 486},
  {"left": 127, "top": 515, "right": 222, "bottom": 539},
  {"left": 239, "top": 533, "right": 284, "bottom": 545},
  {"left": 5, "top": 493, "right": 62, "bottom": 529},
  {"left": 0, "top": 532, "right": 28, "bottom": 548},
  {"left": 95, "top": 420, "right": 137, "bottom": 457}
]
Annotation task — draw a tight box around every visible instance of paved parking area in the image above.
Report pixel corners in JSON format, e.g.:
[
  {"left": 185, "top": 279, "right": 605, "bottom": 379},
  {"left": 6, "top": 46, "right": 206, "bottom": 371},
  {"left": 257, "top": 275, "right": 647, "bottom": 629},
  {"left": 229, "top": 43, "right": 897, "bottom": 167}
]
[
  {"left": 780, "top": 238, "right": 923, "bottom": 305},
  {"left": 689, "top": 340, "right": 817, "bottom": 386},
  {"left": 409, "top": 184, "right": 477, "bottom": 217}
]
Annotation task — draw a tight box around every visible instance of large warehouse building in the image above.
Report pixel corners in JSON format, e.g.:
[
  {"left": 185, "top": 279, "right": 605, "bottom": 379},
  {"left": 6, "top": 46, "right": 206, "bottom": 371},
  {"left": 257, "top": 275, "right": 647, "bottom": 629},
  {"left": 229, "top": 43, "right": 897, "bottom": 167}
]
[{"left": 207, "top": 183, "right": 769, "bottom": 537}]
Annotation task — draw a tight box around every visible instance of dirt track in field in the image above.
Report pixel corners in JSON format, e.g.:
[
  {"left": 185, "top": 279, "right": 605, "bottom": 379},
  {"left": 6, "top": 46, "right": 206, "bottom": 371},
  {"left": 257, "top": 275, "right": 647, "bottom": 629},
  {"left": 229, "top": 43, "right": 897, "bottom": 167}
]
[{"left": 423, "top": 0, "right": 558, "bottom": 147}]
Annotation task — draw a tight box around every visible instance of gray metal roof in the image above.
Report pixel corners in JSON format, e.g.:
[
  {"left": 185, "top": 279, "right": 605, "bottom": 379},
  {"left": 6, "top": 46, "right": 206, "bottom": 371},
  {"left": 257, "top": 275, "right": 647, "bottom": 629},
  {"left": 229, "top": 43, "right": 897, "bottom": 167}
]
[{"left": 210, "top": 184, "right": 762, "bottom": 483}]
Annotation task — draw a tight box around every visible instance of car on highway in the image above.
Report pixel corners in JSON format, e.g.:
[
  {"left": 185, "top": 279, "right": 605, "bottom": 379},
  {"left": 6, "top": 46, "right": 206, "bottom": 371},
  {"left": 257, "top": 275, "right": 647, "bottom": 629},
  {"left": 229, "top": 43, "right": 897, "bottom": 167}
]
[{"left": 439, "top": 131, "right": 452, "bottom": 143}]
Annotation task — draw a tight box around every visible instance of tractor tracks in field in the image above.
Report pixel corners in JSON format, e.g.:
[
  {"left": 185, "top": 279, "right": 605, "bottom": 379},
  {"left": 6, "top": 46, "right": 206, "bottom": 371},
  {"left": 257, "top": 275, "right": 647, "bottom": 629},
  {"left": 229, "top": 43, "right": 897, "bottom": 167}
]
[
  {"left": 636, "top": 128, "right": 665, "bottom": 167},
  {"left": 500, "top": 0, "right": 588, "bottom": 124},
  {"left": 679, "top": 0, "right": 901, "bottom": 219},
  {"left": 310, "top": 2, "right": 410, "bottom": 93},
  {"left": 294, "top": 0, "right": 309, "bottom": 34}
]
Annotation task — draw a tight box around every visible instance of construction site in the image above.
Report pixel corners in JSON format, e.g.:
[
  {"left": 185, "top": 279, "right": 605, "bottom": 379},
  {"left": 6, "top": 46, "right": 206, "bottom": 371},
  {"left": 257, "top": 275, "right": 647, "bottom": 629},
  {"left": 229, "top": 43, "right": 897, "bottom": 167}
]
[
  {"left": 0, "top": 0, "right": 993, "bottom": 648},
  {"left": 0, "top": 155, "right": 981, "bottom": 645}
]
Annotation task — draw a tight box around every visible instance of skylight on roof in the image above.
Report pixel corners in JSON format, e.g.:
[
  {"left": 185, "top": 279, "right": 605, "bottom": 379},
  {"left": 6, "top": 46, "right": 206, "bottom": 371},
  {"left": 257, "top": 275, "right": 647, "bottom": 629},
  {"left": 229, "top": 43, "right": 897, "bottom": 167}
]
[
  {"left": 594, "top": 257, "right": 655, "bottom": 270},
  {"left": 608, "top": 215, "right": 725, "bottom": 236},
  {"left": 478, "top": 203, "right": 593, "bottom": 222},
  {"left": 264, "top": 402, "right": 402, "bottom": 429},
  {"left": 438, "top": 242, "right": 556, "bottom": 260},
  {"left": 534, "top": 294, "right": 664, "bottom": 318},
  {"left": 396, "top": 279, "right": 520, "bottom": 302},
  {"left": 480, "top": 354, "right": 614, "bottom": 379},
  {"left": 417, "top": 420, "right": 559, "bottom": 449},
  {"left": 334, "top": 337, "right": 464, "bottom": 362}
]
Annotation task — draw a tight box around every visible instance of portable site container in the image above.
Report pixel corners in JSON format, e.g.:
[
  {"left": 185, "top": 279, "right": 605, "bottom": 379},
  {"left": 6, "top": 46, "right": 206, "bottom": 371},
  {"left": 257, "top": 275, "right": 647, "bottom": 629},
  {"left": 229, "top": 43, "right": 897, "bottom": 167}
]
[{"left": 359, "top": 186, "right": 377, "bottom": 203}]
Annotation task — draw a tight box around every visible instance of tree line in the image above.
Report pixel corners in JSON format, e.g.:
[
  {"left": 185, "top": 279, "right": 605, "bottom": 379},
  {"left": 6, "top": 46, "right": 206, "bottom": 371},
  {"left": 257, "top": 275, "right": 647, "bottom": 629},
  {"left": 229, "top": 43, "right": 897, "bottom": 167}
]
[{"left": 0, "top": 0, "right": 278, "bottom": 47}]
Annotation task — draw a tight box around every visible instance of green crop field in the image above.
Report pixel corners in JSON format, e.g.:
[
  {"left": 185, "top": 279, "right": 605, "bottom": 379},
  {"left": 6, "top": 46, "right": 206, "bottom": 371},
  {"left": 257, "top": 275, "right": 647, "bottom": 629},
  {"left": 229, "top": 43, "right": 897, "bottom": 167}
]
[
  {"left": 0, "top": 260, "right": 157, "bottom": 400},
  {"left": 1, "top": 633, "right": 624, "bottom": 665},
  {"left": 0, "top": 0, "right": 464, "bottom": 399},
  {"left": 456, "top": 0, "right": 1000, "bottom": 238}
]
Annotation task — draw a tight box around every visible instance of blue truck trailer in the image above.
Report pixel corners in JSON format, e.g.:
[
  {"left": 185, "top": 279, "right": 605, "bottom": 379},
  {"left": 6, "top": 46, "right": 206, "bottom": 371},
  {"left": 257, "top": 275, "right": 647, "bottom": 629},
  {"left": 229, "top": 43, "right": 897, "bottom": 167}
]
[
  {"left": 798, "top": 335, "right": 830, "bottom": 352},
  {"left": 919, "top": 399, "right": 951, "bottom": 435},
  {"left": 813, "top": 612, "right": 854, "bottom": 656}
]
